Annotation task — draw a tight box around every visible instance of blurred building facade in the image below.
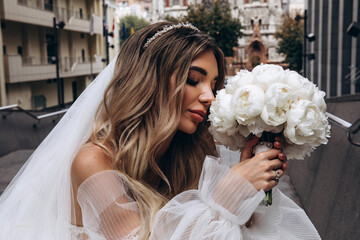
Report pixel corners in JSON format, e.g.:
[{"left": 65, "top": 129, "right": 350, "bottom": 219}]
[
  {"left": 151, "top": 0, "right": 188, "bottom": 21},
  {"left": 229, "top": 0, "right": 286, "bottom": 70},
  {"left": 106, "top": 0, "right": 151, "bottom": 61},
  {"left": 151, "top": 0, "right": 304, "bottom": 72},
  {"left": 117, "top": 0, "right": 151, "bottom": 21},
  {"left": 287, "top": 1, "right": 360, "bottom": 239},
  {"left": 0, "top": 0, "right": 104, "bottom": 109},
  {"left": 306, "top": 0, "right": 360, "bottom": 97}
]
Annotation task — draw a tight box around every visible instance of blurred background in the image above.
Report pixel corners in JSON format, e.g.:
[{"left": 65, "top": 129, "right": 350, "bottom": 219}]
[{"left": 0, "top": 0, "right": 359, "bottom": 239}]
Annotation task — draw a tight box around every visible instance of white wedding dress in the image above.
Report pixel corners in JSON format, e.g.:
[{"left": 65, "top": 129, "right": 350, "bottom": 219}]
[
  {"left": 0, "top": 57, "right": 320, "bottom": 240},
  {"left": 68, "top": 155, "right": 320, "bottom": 240}
]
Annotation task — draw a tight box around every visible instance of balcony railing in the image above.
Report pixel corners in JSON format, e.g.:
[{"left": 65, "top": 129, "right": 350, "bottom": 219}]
[
  {"left": 243, "top": 24, "right": 270, "bottom": 31},
  {"left": 5, "top": 55, "right": 103, "bottom": 83},
  {"left": 326, "top": 112, "right": 360, "bottom": 147},
  {"left": 0, "top": 104, "right": 68, "bottom": 128},
  {"left": 56, "top": 7, "right": 91, "bottom": 22},
  {"left": 9, "top": 0, "right": 102, "bottom": 33},
  {"left": 18, "top": 0, "right": 91, "bottom": 21}
]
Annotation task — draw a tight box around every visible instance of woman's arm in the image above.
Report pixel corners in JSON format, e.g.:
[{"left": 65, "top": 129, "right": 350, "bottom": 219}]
[
  {"left": 71, "top": 144, "right": 140, "bottom": 239},
  {"left": 150, "top": 156, "right": 320, "bottom": 239}
]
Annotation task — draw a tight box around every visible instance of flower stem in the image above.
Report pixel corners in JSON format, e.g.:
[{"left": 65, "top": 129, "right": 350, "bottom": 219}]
[
  {"left": 258, "top": 132, "right": 277, "bottom": 206},
  {"left": 265, "top": 189, "right": 272, "bottom": 206}
]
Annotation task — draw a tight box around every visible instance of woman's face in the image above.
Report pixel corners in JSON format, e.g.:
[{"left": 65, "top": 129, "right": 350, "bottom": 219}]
[{"left": 177, "top": 50, "right": 219, "bottom": 134}]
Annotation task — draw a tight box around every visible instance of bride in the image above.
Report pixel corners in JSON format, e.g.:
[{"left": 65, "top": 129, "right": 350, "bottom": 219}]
[{"left": 0, "top": 22, "right": 320, "bottom": 239}]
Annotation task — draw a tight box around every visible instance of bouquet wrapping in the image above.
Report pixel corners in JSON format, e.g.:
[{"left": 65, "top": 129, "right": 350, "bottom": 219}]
[{"left": 209, "top": 64, "right": 331, "bottom": 160}]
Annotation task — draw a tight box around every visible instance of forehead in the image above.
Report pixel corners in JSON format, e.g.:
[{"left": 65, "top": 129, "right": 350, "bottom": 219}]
[{"left": 190, "top": 51, "right": 218, "bottom": 77}]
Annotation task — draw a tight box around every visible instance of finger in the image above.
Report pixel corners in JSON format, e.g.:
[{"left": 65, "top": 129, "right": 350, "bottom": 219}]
[
  {"left": 274, "top": 141, "right": 282, "bottom": 149},
  {"left": 240, "top": 136, "right": 259, "bottom": 162},
  {"left": 266, "top": 177, "right": 280, "bottom": 191},
  {"left": 269, "top": 159, "right": 283, "bottom": 170},
  {"left": 282, "top": 162, "right": 288, "bottom": 172},
  {"left": 278, "top": 153, "right": 287, "bottom": 161},
  {"left": 273, "top": 169, "right": 284, "bottom": 180},
  {"left": 275, "top": 135, "right": 284, "bottom": 144},
  {"left": 255, "top": 148, "right": 281, "bottom": 160}
]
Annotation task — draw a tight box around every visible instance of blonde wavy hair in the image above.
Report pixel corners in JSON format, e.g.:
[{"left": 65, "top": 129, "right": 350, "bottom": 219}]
[{"left": 89, "top": 22, "right": 225, "bottom": 239}]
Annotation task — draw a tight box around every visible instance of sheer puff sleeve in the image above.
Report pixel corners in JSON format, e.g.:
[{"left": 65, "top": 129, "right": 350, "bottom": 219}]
[
  {"left": 78, "top": 157, "right": 320, "bottom": 240},
  {"left": 150, "top": 156, "right": 321, "bottom": 240},
  {"left": 77, "top": 170, "right": 140, "bottom": 240}
]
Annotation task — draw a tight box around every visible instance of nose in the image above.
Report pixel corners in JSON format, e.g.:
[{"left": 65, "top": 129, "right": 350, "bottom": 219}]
[{"left": 199, "top": 85, "right": 215, "bottom": 106}]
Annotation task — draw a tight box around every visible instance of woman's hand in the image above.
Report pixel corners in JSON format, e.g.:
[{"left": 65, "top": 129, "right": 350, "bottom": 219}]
[
  {"left": 231, "top": 136, "right": 287, "bottom": 192},
  {"left": 274, "top": 135, "right": 288, "bottom": 171}
]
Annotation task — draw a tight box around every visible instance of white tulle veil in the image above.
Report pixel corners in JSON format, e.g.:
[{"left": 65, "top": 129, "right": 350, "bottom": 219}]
[{"left": 0, "top": 57, "right": 117, "bottom": 239}]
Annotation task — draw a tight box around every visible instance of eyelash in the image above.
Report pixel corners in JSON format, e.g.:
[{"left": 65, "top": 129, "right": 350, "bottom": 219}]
[
  {"left": 186, "top": 78, "right": 199, "bottom": 86},
  {"left": 186, "top": 77, "right": 217, "bottom": 95}
]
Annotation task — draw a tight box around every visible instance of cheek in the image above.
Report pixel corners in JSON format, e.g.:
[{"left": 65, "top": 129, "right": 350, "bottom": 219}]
[{"left": 181, "top": 86, "right": 194, "bottom": 110}]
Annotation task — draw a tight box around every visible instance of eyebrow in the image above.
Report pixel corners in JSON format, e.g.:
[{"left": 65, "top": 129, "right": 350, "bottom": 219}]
[
  {"left": 189, "top": 66, "right": 207, "bottom": 75},
  {"left": 189, "top": 66, "right": 218, "bottom": 80}
]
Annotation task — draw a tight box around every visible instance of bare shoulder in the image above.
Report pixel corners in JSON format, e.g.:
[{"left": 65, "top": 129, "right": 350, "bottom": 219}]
[{"left": 71, "top": 143, "right": 114, "bottom": 187}]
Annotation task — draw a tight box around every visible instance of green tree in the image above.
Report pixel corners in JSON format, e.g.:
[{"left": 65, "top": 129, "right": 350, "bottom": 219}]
[
  {"left": 275, "top": 16, "right": 303, "bottom": 71},
  {"left": 119, "top": 15, "right": 149, "bottom": 46},
  {"left": 176, "top": 2, "right": 242, "bottom": 56}
]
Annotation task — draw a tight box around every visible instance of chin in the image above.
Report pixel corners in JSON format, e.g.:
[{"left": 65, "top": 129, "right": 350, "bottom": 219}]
[
  {"left": 178, "top": 122, "right": 198, "bottom": 134},
  {"left": 180, "top": 128, "right": 197, "bottom": 134}
]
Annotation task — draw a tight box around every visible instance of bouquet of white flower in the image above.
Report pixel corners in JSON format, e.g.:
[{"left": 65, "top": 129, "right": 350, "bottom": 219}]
[{"left": 209, "top": 64, "right": 331, "bottom": 205}]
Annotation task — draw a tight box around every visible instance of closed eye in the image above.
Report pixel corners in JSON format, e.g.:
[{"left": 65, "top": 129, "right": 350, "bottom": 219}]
[{"left": 186, "top": 78, "right": 199, "bottom": 86}]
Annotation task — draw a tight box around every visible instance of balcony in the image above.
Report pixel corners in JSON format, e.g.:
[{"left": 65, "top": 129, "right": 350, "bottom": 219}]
[
  {"left": 55, "top": 7, "right": 102, "bottom": 34},
  {"left": 164, "top": 5, "right": 187, "bottom": 19},
  {"left": 242, "top": 24, "right": 277, "bottom": 36},
  {"left": 4, "top": 55, "right": 103, "bottom": 83},
  {"left": 1, "top": 0, "right": 102, "bottom": 34}
]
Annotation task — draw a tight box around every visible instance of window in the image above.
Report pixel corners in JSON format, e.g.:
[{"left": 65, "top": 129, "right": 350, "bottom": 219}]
[
  {"left": 1, "top": 20, "right": 5, "bottom": 30},
  {"left": 80, "top": 8, "right": 83, "bottom": 19},
  {"left": 72, "top": 81, "right": 78, "bottom": 102},
  {"left": 3, "top": 45, "right": 6, "bottom": 54},
  {"left": 32, "top": 95, "right": 47, "bottom": 109},
  {"left": 46, "top": 34, "right": 56, "bottom": 64},
  {"left": 81, "top": 49, "right": 85, "bottom": 63},
  {"left": 17, "top": 46, "right": 23, "bottom": 56},
  {"left": 44, "top": 0, "right": 53, "bottom": 11}
]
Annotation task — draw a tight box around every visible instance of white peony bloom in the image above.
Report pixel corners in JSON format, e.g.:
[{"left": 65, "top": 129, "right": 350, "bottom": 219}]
[
  {"left": 283, "top": 143, "right": 314, "bottom": 160},
  {"left": 261, "top": 83, "right": 298, "bottom": 126},
  {"left": 311, "top": 88, "right": 327, "bottom": 113},
  {"left": 247, "top": 117, "right": 280, "bottom": 136},
  {"left": 231, "top": 84, "right": 265, "bottom": 126},
  {"left": 238, "top": 124, "right": 251, "bottom": 137},
  {"left": 225, "top": 70, "right": 254, "bottom": 95},
  {"left": 209, "top": 89, "right": 237, "bottom": 135},
  {"left": 209, "top": 64, "right": 330, "bottom": 156},
  {"left": 252, "top": 64, "right": 288, "bottom": 90},
  {"left": 286, "top": 70, "right": 316, "bottom": 100},
  {"left": 209, "top": 126, "right": 247, "bottom": 151},
  {"left": 284, "top": 99, "right": 330, "bottom": 146}
]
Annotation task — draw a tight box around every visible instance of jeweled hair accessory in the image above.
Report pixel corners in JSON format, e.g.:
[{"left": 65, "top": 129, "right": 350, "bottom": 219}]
[{"left": 143, "top": 22, "right": 200, "bottom": 49}]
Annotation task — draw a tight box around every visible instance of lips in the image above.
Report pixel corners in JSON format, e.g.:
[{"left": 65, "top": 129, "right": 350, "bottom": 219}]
[{"left": 189, "top": 109, "right": 206, "bottom": 122}]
